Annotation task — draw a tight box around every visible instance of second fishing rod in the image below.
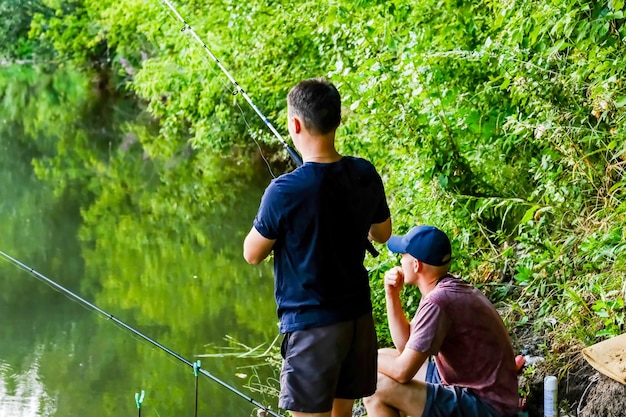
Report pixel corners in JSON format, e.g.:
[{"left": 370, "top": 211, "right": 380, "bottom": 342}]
[
  {"left": 159, "top": 0, "right": 380, "bottom": 258},
  {"left": 0, "top": 249, "right": 282, "bottom": 417}
]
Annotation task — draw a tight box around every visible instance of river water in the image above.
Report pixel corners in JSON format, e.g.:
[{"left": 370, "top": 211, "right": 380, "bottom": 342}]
[{"left": 0, "top": 67, "right": 280, "bottom": 417}]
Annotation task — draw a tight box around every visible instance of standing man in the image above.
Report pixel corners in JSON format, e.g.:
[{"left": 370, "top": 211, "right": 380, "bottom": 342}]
[
  {"left": 364, "top": 225, "right": 519, "bottom": 417},
  {"left": 243, "top": 78, "right": 392, "bottom": 417}
]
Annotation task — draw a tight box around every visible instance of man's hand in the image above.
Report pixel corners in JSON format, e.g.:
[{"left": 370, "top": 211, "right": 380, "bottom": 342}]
[
  {"left": 384, "top": 266, "right": 410, "bottom": 351},
  {"left": 384, "top": 266, "right": 404, "bottom": 297}
]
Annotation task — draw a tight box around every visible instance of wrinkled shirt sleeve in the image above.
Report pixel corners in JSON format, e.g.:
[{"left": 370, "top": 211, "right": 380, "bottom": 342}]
[
  {"left": 372, "top": 172, "right": 391, "bottom": 224},
  {"left": 253, "top": 181, "right": 282, "bottom": 240},
  {"left": 406, "top": 300, "right": 450, "bottom": 355}
]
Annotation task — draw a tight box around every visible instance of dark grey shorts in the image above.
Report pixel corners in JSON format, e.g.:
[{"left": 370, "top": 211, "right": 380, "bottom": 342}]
[{"left": 278, "top": 313, "right": 377, "bottom": 413}]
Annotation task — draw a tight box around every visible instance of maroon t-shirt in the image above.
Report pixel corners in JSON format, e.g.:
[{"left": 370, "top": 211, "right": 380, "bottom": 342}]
[{"left": 406, "top": 275, "right": 519, "bottom": 415}]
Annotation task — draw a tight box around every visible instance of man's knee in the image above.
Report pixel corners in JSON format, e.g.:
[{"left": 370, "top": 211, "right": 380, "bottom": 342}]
[
  {"left": 364, "top": 372, "right": 396, "bottom": 404},
  {"left": 376, "top": 372, "right": 399, "bottom": 392},
  {"left": 362, "top": 392, "right": 378, "bottom": 411},
  {"left": 364, "top": 372, "right": 428, "bottom": 417}
]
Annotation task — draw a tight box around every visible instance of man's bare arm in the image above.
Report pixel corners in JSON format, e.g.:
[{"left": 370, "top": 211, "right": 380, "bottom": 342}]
[
  {"left": 378, "top": 347, "right": 429, "bottom": 384},
  {"left": 243, "top": 227, "right": 276, "bottom": 265},
  {"left": 384, "top": 266, "right": 411, "bottom": 350},
  {"left": 369, "top": 217, "right": 392, "bottom": 243}
]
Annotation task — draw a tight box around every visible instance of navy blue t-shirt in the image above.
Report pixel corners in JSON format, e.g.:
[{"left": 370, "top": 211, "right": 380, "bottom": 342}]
[{"left": 253, "top": 156, "right": 390, "bottom": 333}]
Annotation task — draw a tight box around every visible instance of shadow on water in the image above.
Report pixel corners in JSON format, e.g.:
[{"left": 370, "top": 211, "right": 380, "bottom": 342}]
[{"left": 0, "top": 65, "right": 281, "bottom": 417}]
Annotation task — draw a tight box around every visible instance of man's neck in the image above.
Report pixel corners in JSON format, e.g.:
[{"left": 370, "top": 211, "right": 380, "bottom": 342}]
[
  {"left": 417, "top": 275, "right": 446, "bottom": 297},
  {"left": 297, "top": 131, "right": 341, "bottom": 163},
  {"left": 303, "top": 152, "right": 342, "bottom": 163},
  {"left": 300, "top": 141, "right": 342, "bottom": 163}
]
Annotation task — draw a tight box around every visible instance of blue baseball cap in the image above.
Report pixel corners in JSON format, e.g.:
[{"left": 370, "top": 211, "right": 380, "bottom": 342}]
[{"left": 387, "top": 225, "right": 452, "bottom": 266}]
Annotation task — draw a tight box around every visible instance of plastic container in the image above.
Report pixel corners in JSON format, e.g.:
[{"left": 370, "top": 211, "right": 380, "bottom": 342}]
[{"left": 544, "top": 375, "right": 558, "bottom": 417}]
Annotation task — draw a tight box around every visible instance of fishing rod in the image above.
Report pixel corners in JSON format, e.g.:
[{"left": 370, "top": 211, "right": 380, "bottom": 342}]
[
  {"left": 159, "top": 0, "right": 380, "bottom": 258},
  {"left": 159, "top": 0, "right": 302, "bottom": 167},
  {"left": 0, "top": 249, "right": 282, "bottom": 417}
]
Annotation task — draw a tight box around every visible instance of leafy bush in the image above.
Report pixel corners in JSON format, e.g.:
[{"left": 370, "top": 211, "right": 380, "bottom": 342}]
[{"left": 5, "top": 1, "right": 626, "bottom": 410}]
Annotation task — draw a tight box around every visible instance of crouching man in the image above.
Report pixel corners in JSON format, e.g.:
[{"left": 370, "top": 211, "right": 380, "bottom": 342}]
[{"left": 364, "top": 225, "right": 519, "bottom": 417}]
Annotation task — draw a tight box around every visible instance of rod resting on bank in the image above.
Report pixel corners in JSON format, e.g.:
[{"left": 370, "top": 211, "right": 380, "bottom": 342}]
[{"left": 0, "top": 249, "right": 283, "bottom": 417}]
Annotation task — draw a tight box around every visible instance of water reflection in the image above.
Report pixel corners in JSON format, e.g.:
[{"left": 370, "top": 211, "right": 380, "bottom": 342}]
[
  {"left": 0, "top": 354, "right": 57, "bottom": 417},
  {"left": 0, "top": 66, "right": 279, "bottom": 416}
]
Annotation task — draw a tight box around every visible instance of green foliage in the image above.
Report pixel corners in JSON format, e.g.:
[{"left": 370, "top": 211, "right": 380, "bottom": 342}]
[
  {"left": 0, "top": 0, "right": 54, "bottom": 59},
  {"left": 29, "top": 0, "right": 108, "bottom": 64},
  {"left": 4, "top": 0, "right": 626, "bottom": 413},
  {"left": 1, "top": 63, "right": 279, "bottom": 416}
]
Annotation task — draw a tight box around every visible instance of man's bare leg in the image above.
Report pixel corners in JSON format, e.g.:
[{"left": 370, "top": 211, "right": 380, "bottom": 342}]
[
  {"left": 363, "top": 372, "right": 428, "bottom": 417},
  {"left": 331, "top": 398, "right": 354, "bottom": 417},
  {"left": 290, "top": 412, "right": 330, "bottom": 417},
  {"left": 415, "top": 358, "right": 429, "bottom": 381},
  {"left": 289, "top": 399, "right": 354, "bottom": 417}
]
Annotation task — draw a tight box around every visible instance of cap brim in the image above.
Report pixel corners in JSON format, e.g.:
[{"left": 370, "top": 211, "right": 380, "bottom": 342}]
[{"left": 387, "top": 235, "right": 407, "bottom": 254}]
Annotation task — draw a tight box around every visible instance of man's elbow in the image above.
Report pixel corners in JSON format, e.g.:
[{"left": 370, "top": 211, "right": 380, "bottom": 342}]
[
  {"left": 370, "top": 218, "right": 392, "bottom": 243},
  {"left": 243, "top": 249, "right": 263, "bottom": 265},
  {"left": 376, "top": 228, "right": 392, "bottom": 243},
  {"left": 381, "top": 367, "right": 413, "bottom": 384},
  {"left": 243, "top": 230, "right": 272, "bottom": 265},
  {"left": 394, "top": 370, "right": 413, "bottom": 384}
]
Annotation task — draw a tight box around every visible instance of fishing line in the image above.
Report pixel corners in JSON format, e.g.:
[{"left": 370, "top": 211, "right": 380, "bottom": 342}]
[
  {"left": 233, "top": 99, "right": 277, "bottom": 178},
  {"left": 159, "top": 0, "right": 380, "bottom": 257},
  {"left": 159, "top": 0, "right": 303, "bottom": 167},
  {"left": 163, "top": 32, "right": 275, "bottom": 177},
  {"left": 0, "top": 249, "right": 284, "bottom": 417}
]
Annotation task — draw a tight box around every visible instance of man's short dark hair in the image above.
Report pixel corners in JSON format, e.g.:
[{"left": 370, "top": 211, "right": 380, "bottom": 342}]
[{"left": 287, "top": 78, "right": 341, "bottom": 135}]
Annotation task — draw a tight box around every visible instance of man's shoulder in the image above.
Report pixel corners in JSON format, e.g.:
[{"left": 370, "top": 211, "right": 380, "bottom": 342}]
[
  {"left": 435, "top": 275, "right": 470, "bottom": 290},
  {"left": 426, "top": 276, "right": 475, "bottom": 302},
  {"left": 340, "top": 157, "right": 385, "bottom": 186},
  {"left": 431, "top": 276, "right": 502, "bottom": 319},
  {"left": 269, "top": 167, "right": 312, "bottom": 189},
  {"left": 342, "top": 156, "right": 377, "bottom": 171}
]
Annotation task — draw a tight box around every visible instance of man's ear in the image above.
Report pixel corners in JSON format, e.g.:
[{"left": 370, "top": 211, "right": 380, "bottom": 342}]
[
  {"left": 413, "top": 258, "right": 421, "bottom": 273},
  {"left": 292, "top": 116, "right": 302, "bottom": 134}
]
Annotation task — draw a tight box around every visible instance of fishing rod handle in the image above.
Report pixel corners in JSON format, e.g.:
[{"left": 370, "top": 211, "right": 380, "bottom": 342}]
[
  {"left": 285, "top": 145, "right": 303, "bottom": 166},
  {"left": 366, "top": 241, "right": 379, "bottom": 258}
]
